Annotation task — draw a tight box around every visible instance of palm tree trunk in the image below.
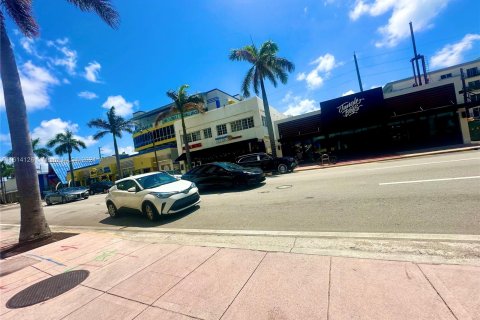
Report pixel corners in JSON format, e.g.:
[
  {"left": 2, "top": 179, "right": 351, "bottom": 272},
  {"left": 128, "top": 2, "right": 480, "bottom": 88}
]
[
  {"left": 259, "top": 77, "right": 278, "bottom": 157},
  {"left": 180, "top": 110, "right": 192, "bottom": 171},
  {"left": 68, "top": 151, "right": 75, "bottom": 186},
  {"left": 112, "top": 134, "right": 122, "bottom": 179},
  {"left": 0, "top": 23, "right": 51, "bottom": 242}
]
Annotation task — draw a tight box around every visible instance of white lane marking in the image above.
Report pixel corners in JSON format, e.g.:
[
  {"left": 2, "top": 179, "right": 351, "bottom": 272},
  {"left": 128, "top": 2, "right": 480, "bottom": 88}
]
[
  {"left": 379, "top": 176, "right": 480, "bottom": 185},
  {"left": 362, "top": 157, "right": 480, "bottom": 171}
]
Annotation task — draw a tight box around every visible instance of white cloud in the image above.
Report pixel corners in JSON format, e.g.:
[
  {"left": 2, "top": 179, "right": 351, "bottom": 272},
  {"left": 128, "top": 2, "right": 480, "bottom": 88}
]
[
  {"left": 296, "top": 53, "right": 339, "bottom": 89},
  {"left": 31, "top": 118, "right": 97, "bottom": 148},
  {"left": 100, "top": 145, "right": 114, "bottom": 156},
  {"left": 20, "top": 37, "right": 35, "bottom": 54},
  {"left": 349, "top": 0, "right": 451, "bottom": 47},
  {"left": 430, "top": 34, "right": 480, "bottom": 68},
  {"left": 119, "top": 146, "right": 137, "bottom": 155},
  {"left": 78, "top": 91, "right": 98, "bottom": 100},
  {"left": 47, "top": 38, "right": 78, "bottom": 75},
  {"left": 0, "top": 133, "right": 11, "bottom": 146},
  {"left": 0, "top": 61, "right": 59, "bottom": 111},
  {"left": 102, "top": 95, "right": 137, "bottom": 117},
  {"left": 342, "top": 90, "right": 355, "bottom": 96},
  {"left": 84, "top": 61, "right": 102, "bottom": 83},
  {"left": 281, "top": 92, "right": 319, "bottom": 116}
]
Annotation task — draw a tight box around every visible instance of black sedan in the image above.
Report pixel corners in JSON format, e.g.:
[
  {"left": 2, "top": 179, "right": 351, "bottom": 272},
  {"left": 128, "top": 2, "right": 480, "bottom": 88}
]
[
  {"left": 89, "top": 181, "right": 113, "bottom": 195},
  {"left": 45, "top": 187, "right": 89, "bottom": 205},
  {"left": 182, "top": 162, "right": 265, "bottom": 189}
]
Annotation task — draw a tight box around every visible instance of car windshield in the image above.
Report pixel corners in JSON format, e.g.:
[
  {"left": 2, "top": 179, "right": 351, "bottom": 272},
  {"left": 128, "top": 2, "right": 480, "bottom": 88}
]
[
  {"left": 216, "top": 162, "right": 245, "bottom": 171},
  {"left": 135, "top": 172, "right": 177, "bottom": 189}
]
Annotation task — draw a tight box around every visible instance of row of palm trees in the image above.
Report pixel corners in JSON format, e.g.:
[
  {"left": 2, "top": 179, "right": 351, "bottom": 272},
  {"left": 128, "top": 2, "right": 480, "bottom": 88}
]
[{"left": 1, "top": 1, "right": 294, "bottom": 243}]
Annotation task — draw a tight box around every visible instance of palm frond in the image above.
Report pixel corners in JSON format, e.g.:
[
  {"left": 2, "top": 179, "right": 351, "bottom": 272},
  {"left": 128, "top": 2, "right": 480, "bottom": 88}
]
[
  {"left": 3, "top": 0, "right": 39, "bottom": 37},
  {"left": 262, "top": 66, "right": 278, "bottom": 88},
  {"left": 252, "top": 68, "right": 261, "bottom": 96},
  {"left": 229, "top": 47, "right": 256, "bottom": 63},
  {"left": 274, "top": 57, "right": 295, "bottom": 73},
  {"left": 92, "top": 130, "right": 109, "bottom": 140},
  {"left": 272, "top": 64, "right": 289, "bottom": 84},
  {"left": 5, "top": 149, "right": 13, "bottom": 157},
  {"left": 35, "top": 147, "right": 52, "bottom": 159},
  {"left": 66, "top": 0, "right": 120, "bottom": 29},
  {"left": 88, "top": 118, "right": 110, "bottom": 130},
  {"left": 241, "top": 66, "right": 255, "bottom": 97},
  {"left": 166, "top": 90, "right": 178, "bottom": 102},
  {"left": 54, "top": 144, "right": 68, "bottom": 156},
  {"left": 259, "top": 40, "right": 278, "bottom": 57}
]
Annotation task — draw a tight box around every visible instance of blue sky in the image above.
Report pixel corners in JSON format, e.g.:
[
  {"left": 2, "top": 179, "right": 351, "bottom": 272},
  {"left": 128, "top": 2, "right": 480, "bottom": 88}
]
[{"left": 1, "top": 0, "right": 479, "bottom": 163}]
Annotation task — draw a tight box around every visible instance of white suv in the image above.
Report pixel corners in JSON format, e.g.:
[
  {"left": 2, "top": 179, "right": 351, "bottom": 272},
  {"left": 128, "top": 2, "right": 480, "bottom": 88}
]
[{"left": 105, "top": 172, "right": 200, "bottom": 221}]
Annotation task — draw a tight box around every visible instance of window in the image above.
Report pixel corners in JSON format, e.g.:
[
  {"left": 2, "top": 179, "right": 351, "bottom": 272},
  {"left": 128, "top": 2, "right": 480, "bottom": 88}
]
[
  {"left": 133, "top": 125, "right": 175, "bottom": 149},
  {"left": 440, "top": 73, "right": 452, "bottom": 80},
  {"left": 468, "top": 80, "right": 480, "bottom": 90},
  {"left": 230, "top": 117, "right": 254, "bottom": 132},
  {"left": 116, "top": 179, "right": 137, "bottom": 191},
  {"left": 191, "top": 131, "right": 201, "bottom": 142},
  {"left": 203, "top": 128, "right": 212, "bottom": 139},
  {"left": 217, "top": 124, "right": 227, "bottom": 136},
  {"left": 466, "top": 67, "right": 479, "bottom": 78},
  {"left": 238, "top": 155, "right": 258, "bottom": 163},
  {"left": 261, "top": 115, "right": 267, "bottom": 127}
]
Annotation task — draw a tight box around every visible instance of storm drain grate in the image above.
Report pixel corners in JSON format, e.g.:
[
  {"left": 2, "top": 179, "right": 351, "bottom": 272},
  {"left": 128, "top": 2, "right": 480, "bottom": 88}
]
[{"left": 6, "top": 270, "right": 89, "bottom": 309}]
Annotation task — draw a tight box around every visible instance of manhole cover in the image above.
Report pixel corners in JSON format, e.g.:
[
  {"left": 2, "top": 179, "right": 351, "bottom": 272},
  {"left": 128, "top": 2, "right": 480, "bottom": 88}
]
[
  {"left": 276, "top": 185, "right": 293, "bottom": 189},
  {"left": 6, "top": 270, "right": 89, "bottom": 309}
]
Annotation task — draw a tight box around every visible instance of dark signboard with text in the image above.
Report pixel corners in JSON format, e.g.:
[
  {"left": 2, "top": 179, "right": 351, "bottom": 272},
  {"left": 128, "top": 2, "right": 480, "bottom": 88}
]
[{"left": 320, "top": 87, "right": 387, "bottom": 131}]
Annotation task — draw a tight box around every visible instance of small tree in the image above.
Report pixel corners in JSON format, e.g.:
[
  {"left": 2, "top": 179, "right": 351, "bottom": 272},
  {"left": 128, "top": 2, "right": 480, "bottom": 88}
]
[
  {"left": 47, "top": 130, "right": 86, "bottom": 186},
  {"left": 229, "top": 40, "right": 294, "bottom": 157},
  {"left": 166, "top": 85, "right": 204, "bottom": 170},
  {"left": 88, "top": 107, "right": 134, "bottom": 179}
]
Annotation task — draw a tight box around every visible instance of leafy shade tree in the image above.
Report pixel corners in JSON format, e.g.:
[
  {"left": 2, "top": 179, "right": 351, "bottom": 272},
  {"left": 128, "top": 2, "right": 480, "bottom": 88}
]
[
  {"left": 5, "top": 138, "right": 53, "bottom": 160},
  {"left": 229, "top": 40, "right": 294, "bottom": 157},
  {"left": 47, "top": 130, "right": 86, "bottom": 186},
  {"left": 88, "top": 107, "right": 134, "bottom": 179},
  {"left": 166, "top": 85, "right": 204, "bottom": 170},
  {"left": 0, "top": 0, "right": 119, "bottom": 242}
]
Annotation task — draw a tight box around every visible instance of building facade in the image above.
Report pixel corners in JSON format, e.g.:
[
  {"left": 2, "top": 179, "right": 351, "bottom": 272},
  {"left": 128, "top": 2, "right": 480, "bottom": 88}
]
[{"left": 276, "top": 59, "right": 480, "bottom": 163}]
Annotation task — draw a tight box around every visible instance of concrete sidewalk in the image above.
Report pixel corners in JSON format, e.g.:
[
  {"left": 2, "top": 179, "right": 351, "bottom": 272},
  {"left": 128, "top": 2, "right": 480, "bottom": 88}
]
[
  {"left": 1, "top": 230, "right": 479, "bottom": 320},
  {"left": 296, "top": 144, "right": 480, "bottom": 172}
]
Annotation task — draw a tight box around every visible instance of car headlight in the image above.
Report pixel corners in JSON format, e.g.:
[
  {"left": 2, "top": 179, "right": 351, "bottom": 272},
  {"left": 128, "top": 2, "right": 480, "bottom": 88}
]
[
  {"left": 151, "top": 192, "right": 177, "bottom": 199},
  {"left": 191, "top": 182, "right": 196, "bottom": 189}
]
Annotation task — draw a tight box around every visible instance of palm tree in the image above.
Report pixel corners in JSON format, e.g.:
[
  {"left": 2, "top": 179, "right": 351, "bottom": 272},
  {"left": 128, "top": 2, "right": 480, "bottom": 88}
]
[
  {"left": 0, "top": 1, "right": 119, "bottom": 242},
  {"left": 88, "top": 107, "right": 134, "bottom": 179},
  {"left": 229, "top": 40, "right": 294, "bottom": 157},
  {"left": 5, "top": 138, "right": 53, "bottom": 159},
  {"left": 47, "top": 130, "right": 86, "bottom": 186},
  {"left": 166, "top": 85, "right": 204, "bottom": 170}
]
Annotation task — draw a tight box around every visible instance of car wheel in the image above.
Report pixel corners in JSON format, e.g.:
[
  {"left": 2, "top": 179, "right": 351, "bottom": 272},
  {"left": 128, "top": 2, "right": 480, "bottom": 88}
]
[
  {"left": 107, "top": 201, "right": 119, "bottom": 218},
  {"left": 61, "top": 197, "right": 66, "bottom": 204},
  {"left": 277, "top": 164, "right": 288, "bottom": 174},
  {"left": 46, "top": 199, "right": 51, "bottom": 206},
  {"left": 89, "top": 190, "right": 93, "bottom": 195},
  {"left": 144, "top": 202, "right": 160, "bottom": 221}
]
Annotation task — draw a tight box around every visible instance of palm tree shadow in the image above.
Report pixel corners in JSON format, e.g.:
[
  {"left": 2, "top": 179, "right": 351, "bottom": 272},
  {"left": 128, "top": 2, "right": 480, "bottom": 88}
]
[{"left": 98, "top": 205, "right": 200, "bottom": 228}]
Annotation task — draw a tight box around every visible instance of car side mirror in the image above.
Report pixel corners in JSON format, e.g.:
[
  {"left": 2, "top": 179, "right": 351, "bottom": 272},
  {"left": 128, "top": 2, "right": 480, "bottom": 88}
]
[{"left": 127, "top": 187, "right": 136, "bottom": 192}]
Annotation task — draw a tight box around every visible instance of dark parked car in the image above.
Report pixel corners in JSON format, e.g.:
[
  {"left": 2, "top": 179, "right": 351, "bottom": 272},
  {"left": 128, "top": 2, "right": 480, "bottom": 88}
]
[
  {"left": 45, "top": 187, "right": 89, "bottom": 205},
  {"left": 236, "top": 152, "right": 297, "bottom": 174},
  {"left": 182, "top": 162, "right": 265, "bottom": 189},
  {"left": 89, "top": 181, "right": 114, "bottom": 195}
]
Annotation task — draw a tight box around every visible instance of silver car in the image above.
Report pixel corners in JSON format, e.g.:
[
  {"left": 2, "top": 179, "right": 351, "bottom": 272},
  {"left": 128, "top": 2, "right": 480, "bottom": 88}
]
[
  {"left": 105, "top": 172, "right": 200, "bottom": 221},
  {"left": 45, "top": 187, "right": 89, "bottom": 205}
]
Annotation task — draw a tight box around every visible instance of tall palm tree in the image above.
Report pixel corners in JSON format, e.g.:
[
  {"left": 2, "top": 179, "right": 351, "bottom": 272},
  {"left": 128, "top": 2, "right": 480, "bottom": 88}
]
[
  {"left": 0, "top": 0, "right": 119, "bottom": 242},
  {"left": 47, "top": 130, "right": 86, "bottom": 186},
  {"left": 6, "top": 138, "right": 53, "bottom": 159},
  {"left": 88, "top": 107, "right": 134, "bottom": 179},
  {"left": 166, "top": 85, "right": 204, "bottom": 171},
  {"left": 229, "top": 40, "right": 294, "bottom": 157}
]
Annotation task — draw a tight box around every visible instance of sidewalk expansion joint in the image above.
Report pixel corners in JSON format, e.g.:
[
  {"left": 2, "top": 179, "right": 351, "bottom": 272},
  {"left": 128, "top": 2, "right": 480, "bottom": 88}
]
[
  {"left": 327, "top": 257, "right": 332, "bottom": 320},
  {"left": 415, "top": 264, "right": 459, "bottom": 320},
  {"left": 219, "top": 251, "right": 267, "bottom": 320}
]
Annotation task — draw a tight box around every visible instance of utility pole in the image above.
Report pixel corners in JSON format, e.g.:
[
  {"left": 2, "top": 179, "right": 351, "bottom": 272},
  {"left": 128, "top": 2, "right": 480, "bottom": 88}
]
[
  {"left": 151, "top": 131, "right": 160, "bottom": 171},
  {"left": 410, "top": 22, "right": 422, "bottom": 86},
  {"left": 354, "top": 52, "right": 363, "bottom": 92},
  {"left": 98, "top": 147, "right": 102, "bottom": 159}
]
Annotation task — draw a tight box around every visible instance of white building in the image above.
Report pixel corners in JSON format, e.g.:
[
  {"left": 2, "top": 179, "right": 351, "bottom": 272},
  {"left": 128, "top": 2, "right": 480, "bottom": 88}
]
[
  {"left": 173, "top": 96, "right": 286, "bottom": 168},
  {"left": 130, "top": 88, "right": 286, "bottom": 172}
]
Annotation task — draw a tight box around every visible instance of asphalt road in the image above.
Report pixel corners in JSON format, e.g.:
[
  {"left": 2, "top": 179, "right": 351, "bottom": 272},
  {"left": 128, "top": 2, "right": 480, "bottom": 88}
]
[{"left": 1, "top": 150, "right": 479, "bottom": 235}]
